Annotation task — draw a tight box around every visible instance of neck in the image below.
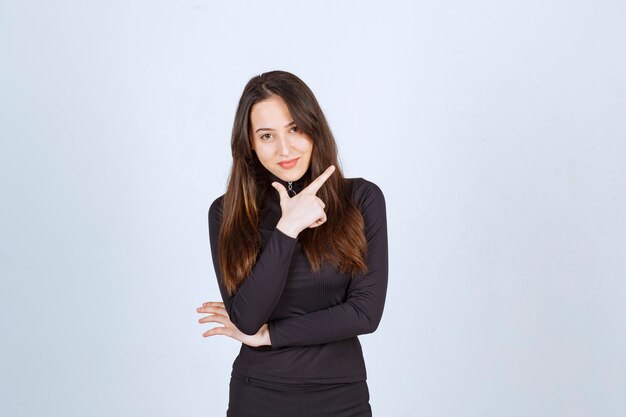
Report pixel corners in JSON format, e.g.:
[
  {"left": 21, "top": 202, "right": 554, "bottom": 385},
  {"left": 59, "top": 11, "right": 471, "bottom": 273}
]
[{"left": 267, "top": 172, "right": 306, "bottom": 196}]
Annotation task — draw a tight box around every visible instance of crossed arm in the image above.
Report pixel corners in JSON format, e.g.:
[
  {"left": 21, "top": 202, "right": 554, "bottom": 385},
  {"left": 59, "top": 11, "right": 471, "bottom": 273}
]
[{"left": 198, "top": 180, "right": 388, "bottom": 348}]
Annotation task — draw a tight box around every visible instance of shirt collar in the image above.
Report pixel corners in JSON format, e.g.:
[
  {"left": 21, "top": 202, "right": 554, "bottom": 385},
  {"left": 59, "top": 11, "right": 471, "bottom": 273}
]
[{"left": 267, "top": 171, "right": 307, "bottom": 196}]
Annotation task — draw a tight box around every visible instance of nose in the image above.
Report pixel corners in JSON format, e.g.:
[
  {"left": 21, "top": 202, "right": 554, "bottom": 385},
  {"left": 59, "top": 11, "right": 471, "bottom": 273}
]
[{"left": 277, "top": 135, "right": 291, "bottom": 157}]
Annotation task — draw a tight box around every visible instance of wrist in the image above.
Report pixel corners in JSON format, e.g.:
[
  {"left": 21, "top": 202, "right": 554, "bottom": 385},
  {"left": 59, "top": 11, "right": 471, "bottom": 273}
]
[{"left": 276, "top": 218, "right": 300, "bottom": 238}]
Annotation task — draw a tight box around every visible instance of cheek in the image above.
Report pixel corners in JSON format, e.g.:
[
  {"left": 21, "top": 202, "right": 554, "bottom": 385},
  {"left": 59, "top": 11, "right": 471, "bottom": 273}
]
[
  {"left": 254, "top": 147, "right": 269, "bottom": 161},
  {"left": 298, "top": 136, "right": 314, "bottom": 153},
  {"left": 253, "top": 144, "right": 277, "bottom": 165}
]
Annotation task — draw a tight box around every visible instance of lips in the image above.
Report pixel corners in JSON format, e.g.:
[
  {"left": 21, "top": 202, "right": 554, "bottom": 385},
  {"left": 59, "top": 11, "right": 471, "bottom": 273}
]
[{"left": 278, "top": 157, "right": 299, "bottom": 169}]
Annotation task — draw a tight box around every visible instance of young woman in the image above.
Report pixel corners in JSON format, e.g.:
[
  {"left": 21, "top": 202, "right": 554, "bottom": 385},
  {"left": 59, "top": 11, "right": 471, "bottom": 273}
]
[{"left": 196, "top": 70, "right": 388, "bottom": 417}]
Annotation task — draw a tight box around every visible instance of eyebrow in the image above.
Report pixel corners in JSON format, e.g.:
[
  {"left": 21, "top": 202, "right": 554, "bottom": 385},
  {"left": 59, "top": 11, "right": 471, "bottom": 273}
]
[{"left": 255, "top": 121, "right": 296, "bottom": 134}]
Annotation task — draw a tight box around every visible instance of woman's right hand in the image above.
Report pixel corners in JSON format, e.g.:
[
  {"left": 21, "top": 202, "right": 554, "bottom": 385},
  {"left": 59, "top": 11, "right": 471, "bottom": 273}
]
[{"left": 273, "top": 165, "right": 336, "bottom": 238}]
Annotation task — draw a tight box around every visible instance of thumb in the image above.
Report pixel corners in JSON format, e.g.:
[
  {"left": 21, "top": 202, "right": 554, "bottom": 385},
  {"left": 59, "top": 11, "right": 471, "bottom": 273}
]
[{"left": 272, "top": 182, "right": 290, "bottom": 201}]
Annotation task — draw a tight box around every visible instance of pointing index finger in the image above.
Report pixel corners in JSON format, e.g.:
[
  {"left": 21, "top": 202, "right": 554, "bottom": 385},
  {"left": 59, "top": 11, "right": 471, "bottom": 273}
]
[{"left": 303, "top": 165, "right": 336, "bottom": 195}]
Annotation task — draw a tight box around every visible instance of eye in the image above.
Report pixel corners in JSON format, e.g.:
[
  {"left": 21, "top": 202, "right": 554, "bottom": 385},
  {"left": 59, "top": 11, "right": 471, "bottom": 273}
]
[
  {"left": 260, "top": 133, "right": 273, "bottom": 141},
  {"left": 290, "top": 126, "right": 299, "bottom": 133}
]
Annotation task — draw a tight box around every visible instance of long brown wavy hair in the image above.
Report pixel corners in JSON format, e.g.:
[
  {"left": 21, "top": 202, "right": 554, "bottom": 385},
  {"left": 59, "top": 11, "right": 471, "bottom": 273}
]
[{"left": 219, "top": 70, "right": 367, "bottom": 295}]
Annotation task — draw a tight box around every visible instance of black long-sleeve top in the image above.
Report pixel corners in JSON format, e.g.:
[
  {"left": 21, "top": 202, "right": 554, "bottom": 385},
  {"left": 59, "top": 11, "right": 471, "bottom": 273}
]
[{"left": 208, "top": 173, "right": 388, "bottom": 384}]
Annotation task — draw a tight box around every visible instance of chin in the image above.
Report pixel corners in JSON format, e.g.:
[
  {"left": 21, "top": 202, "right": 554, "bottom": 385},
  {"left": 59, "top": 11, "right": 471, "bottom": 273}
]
[{"left": 275, "top": 169, "right": 306, "bottom": 182}]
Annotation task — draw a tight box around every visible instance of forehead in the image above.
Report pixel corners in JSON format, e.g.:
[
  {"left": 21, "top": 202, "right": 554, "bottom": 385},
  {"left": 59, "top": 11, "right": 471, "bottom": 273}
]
[{"left": 250, "top": 95, "right": 293, "bottom": 128}]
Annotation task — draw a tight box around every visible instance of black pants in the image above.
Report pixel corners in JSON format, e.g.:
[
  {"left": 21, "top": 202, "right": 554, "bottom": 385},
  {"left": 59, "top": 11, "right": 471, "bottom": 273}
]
[{"left": 226, "top": 375, "right": 372, "bottom": 417}]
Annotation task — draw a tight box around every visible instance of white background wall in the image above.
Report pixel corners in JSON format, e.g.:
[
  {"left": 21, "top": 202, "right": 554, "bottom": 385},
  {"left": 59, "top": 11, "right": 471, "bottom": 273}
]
[{"left": 1, "top": 1, "right": 625, "bottom": 416}]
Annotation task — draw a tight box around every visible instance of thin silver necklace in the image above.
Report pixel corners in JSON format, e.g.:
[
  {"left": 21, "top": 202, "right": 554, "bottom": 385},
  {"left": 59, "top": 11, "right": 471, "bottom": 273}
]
[{"left": 287, "top": 182, "right": 296, "bottom": 197}]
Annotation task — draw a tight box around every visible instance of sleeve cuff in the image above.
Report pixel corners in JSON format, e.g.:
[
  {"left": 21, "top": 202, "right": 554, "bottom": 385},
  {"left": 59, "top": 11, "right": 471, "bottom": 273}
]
[{"left": 273, "top": 226, "right": 298, "bottom": 242}]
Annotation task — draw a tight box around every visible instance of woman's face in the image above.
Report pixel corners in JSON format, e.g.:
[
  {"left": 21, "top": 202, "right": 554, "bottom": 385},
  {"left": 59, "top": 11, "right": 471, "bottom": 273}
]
[{"left": 249, "top": 95, "right": 313, "bottom": 183}]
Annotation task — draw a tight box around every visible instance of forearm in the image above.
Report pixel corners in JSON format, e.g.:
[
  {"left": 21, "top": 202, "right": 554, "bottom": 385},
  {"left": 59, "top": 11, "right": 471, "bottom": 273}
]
[
  {"left": 218, "top": 228, "right": 297, "bottom": 334},
  {"left": 268, "top": 269, "right": 387, "bottom": 347},
  {"left": 209, "top": 198, "right": 297, "bottom": 335}
]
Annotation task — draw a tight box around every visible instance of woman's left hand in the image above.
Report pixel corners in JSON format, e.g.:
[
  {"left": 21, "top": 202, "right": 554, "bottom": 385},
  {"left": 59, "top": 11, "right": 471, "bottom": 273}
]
[{"left": 196, "top": 301, "right": 271, "bottom": 348}]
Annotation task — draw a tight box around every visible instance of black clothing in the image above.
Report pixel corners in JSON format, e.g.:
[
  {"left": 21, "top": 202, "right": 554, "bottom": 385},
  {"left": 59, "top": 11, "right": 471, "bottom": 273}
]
[
  {"left": 227, "top": 375, "right": 372, "bottom": 417},
  {"left": 208, "top": 174, "right": 388, "bottom": 385}
]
